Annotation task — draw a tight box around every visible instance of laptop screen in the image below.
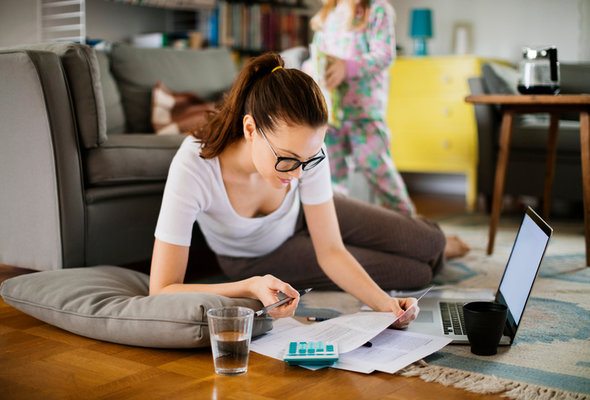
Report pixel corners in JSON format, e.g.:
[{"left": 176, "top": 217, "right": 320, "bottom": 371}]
[{"left": 498, "top": 211, "right": 552, "bottom": 325}]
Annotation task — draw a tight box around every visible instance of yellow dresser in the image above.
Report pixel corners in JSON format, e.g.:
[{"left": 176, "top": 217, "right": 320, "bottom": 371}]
[{"left": 386, "top": 56, "right": 487, "bottom": 211}]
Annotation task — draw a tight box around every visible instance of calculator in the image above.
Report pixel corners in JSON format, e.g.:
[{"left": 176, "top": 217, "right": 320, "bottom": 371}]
[{"left": 283, "top": 341, "right": 339, "bottom": 366}]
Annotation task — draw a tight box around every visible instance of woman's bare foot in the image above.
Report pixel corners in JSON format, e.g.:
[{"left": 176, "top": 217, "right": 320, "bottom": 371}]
[{"left": 444, "top": 235, "right": 470, "bottom": 259}]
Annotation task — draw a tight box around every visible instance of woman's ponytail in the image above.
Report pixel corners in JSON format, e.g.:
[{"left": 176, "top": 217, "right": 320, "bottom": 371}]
[{"left": 194, "top": 52, "right": 327, "bottom": 159}]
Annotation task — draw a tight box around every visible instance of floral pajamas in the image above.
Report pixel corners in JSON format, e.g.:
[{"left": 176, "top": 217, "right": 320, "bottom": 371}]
[
  {"left": 326, "top": 119, "right": 414, "bottom": 215},
  {"left": 312, "top": 0, "right": 415, "bottom": 215}
]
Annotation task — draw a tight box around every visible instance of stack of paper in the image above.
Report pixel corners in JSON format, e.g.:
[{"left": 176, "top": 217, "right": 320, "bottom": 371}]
[{"left": 250, "top": 312, "right": 451, "bottom": 374}]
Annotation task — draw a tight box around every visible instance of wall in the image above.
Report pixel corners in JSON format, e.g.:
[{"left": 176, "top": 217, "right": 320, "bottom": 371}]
[
  {"left": 0, "top": 0, "right": 39, "bottom": 46},
  {"left": 391, "top": 0, "right": 587, "bottom": 62},
  {"left": 306, "top": 0, "right": 589, "bottom": 62},
  {"left": 1, "top": 0, "right": 587, "bottom": 60},
  {"left": 85, "top": 0, "right": 169, "bottom": 43},
  {"left": 0, "top": 0, "right": 170, "bottom": 47}
]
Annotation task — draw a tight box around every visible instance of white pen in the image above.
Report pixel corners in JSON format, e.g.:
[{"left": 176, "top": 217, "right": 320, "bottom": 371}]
[
  {"left": 255, "top": 288, "right": 313, "bottom": 317},
  {"left": 398, "top": 285, "right": 434, "bottom": 319}
]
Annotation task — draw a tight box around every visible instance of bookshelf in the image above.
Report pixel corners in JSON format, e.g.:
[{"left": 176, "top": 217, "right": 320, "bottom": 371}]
[
  {"left": 217, "top": 1, "right": 311, "bottom": 55},
  {"left": 103, "top": 0, "right": 312, "bottom": 65}
]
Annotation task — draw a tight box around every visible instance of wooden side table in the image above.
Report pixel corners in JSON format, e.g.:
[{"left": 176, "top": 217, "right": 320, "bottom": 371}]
[{"left": 465, "top": 94, "right": 590, "bottom": 266}]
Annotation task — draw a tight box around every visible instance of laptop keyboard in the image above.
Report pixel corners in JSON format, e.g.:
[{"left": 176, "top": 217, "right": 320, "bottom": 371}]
[{"left": 440, "top": 302, "right": 466, "bottom": 335}]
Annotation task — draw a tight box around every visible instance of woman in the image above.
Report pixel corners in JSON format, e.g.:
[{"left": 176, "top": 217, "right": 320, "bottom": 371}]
[{"left": 149, "top": 53, "right": 446, "bottom": 326}]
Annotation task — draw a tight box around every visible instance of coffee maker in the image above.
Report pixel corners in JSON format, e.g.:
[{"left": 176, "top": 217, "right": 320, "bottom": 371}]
[{"left": 517, "top": 46, "right": 560, "bottom": 94}]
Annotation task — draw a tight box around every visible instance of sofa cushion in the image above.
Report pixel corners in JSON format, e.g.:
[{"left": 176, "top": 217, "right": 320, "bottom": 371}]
[
  {"left": 151, "top": 81, "right": 216, "bottom": 135},
  {"left": 10, "top": 43, "right": 108, "bottom": 148},
  {"left": 560, "top": 63, "right": 590, "bottom": 94},
  {"left": 510, "top": 118, "right": 581, "bottom": 153},
  {"left": 110, "top": 44, "right": 236, "bottom": 133},
  {"left": 0, "top": 266, "right": 272, "bottom": 349},
  {"left": 482, "top": 62, "right": 519, "bottom": 94},
  {"left": 85, "top": 134, "right": 184, "bottom": 186},
  {"left": 96, "top": 50, "right": 126, "bottom": 135}
]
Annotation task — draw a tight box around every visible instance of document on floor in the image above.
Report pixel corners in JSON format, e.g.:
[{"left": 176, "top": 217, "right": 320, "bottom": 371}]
[
  {"left": 336, "top": 328, "right": 451, "bottom": 374},
  {"left": 250, "top": 311, "right": 397, "bottom": 359},
  {"left": 250, "top": 312, "right": 451, "bottom": 374}
]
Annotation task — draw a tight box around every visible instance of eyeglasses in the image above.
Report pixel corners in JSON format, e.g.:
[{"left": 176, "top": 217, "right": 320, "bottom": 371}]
[{"left": 258, "top": 128, "right": 326, "bottom": 172}]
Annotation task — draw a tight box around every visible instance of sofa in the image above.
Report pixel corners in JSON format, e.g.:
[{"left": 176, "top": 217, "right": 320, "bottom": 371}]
[
  {"left": 0, "top": 43, "right": 237, "bottom": 277},
  {"left": 469, "top": 62, "right": 589, "bottom": 212}
]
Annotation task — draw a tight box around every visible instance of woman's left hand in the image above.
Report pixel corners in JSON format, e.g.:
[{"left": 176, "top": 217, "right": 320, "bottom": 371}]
[
  {"left": 377, "top": 297, "right": 419, "bottom": 329},
  {"left": 325, "top": 56, "right": 347, "bottom": 90}
]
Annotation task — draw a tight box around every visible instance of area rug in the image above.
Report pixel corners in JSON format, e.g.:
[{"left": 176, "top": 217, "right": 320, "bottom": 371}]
[{"left": 297, "top": 212, "right": 590, "bottom": 400}]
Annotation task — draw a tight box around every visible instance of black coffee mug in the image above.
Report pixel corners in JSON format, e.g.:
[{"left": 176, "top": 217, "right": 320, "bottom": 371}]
[{"left": 463, "top": 301, "right": 508, "bottom": 356}]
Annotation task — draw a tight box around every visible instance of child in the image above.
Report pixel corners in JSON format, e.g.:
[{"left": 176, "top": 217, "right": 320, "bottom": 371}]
[
  {"left": 308, "top": 0, "right": 470, "bottom": 258},
  {"left": 307, "top": 0, "right": 415, "bottom": 215},
  {"left": 149, "top": 53, "right": 446, "bottom": 326}
]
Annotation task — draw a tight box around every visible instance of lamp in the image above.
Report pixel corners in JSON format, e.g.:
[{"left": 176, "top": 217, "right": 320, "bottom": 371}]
[{"left": 409, "top": 8, "right": 433, "bottom": 56}]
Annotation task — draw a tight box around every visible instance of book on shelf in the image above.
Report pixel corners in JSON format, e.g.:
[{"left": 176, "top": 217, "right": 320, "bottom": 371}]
[
  {"left": 109, "top": 0, "right": 216, "bottom": 9},
  {"left": 217, "top": 1, "right": 310, "bottom": 54}
]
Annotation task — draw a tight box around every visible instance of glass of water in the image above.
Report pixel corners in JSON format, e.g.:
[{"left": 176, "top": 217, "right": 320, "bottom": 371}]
[{"left": 207, "top": 306, "right": 254, "bottom": 375}]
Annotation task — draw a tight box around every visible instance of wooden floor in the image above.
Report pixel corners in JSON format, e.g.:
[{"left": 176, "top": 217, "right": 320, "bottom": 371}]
[{"left": 0, "top": 193, "right": 506, "bottom": 399}]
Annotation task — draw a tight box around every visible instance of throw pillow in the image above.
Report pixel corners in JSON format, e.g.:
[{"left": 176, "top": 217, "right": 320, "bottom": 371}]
[
  {"left": 0, "top": 266, "right": 272, "bottom": 349},
  {"left": 151, "top": 81, "right": 216, "bottom": 135}
]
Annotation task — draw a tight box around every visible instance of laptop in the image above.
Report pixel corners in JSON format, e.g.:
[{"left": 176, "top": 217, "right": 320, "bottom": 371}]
[{"left": 406, "top": 207, "right": 553, "bottom": 345}]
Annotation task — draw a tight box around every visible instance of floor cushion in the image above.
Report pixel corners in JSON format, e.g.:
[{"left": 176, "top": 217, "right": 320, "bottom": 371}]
[{"left": 0, "top": 266, "right": 272, "bottom": 348}]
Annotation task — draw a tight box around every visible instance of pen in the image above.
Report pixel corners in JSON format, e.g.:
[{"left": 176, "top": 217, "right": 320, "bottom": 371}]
[
  {"left": 306, "top": 316, "right": 331, "bottom": 322},
  {"left": 255, "top": 288, "right": 312, "bottom": 317}
]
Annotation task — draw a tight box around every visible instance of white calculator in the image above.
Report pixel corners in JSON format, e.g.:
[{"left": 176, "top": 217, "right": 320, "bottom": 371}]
[{"left": 283, "top": 341, "right": 339, "bottom": 366}]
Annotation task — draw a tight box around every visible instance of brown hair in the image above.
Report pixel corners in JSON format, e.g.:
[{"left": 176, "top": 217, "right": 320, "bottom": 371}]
[
  {"left": 311, "top": 0, "right": 370, "bottom": 31},
  {"left": 193, "top": 52, "right": 328, "bottom": 159}
]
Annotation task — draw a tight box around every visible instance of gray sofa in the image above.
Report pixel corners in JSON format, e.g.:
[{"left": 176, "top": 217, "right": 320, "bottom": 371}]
[
  {"left": 0, "top": 43, "right": 236, "bottom": 274},
  {"left": 469, "top": 62, "right": 589, "bottom": 211}
]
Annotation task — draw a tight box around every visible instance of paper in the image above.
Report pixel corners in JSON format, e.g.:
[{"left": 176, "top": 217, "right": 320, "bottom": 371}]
[
  {"left": 250, "top": 312, "right": 396, "bottom": 356},
  {"left": 338, "top": 329, "right": 451, "bottom": 374},
  {"left": 250, "top": 311, "right": 450, "bottom": 375},
  {"left": 309, "top": 43, "right": 342, "bottom": 128},
  {"left": 250, "top": 317, "right": 305, "bottom": 360}
]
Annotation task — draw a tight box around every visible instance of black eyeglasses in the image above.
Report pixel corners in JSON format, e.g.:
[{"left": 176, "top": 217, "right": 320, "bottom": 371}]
[{"left": 258, "top": 128, "right": 326, "bottom": 172}]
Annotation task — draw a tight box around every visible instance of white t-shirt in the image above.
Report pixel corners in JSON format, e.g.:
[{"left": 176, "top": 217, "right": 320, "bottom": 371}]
[{"left": 155, "top": 136, "right": 333, "bottom": 257}]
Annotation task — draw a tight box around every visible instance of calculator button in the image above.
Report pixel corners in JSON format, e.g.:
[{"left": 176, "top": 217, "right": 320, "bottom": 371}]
[
  {"left": 326, "top": 345, "right": 334, "bottom": 352},
  {"left": 289, "top": 342, "right": 297, "bottom": 354},
  {"left": 308, "top": 349, "right": 315, "bottom": 354}
]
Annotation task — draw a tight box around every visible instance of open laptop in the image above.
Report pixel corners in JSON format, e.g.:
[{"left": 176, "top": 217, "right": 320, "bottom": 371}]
[{"left": 406, "top": 207, "right": 553, "bottom": 345}]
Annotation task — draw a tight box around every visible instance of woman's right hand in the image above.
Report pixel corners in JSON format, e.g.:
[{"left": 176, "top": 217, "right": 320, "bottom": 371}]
[{"left": 249, "top": 275, "right": 300, "bottom": 319}]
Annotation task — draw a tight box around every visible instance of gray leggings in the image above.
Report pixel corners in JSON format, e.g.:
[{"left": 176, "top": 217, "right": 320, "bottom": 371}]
[{"left": 216, "top": 194, "right": 446, "bottom": 291}]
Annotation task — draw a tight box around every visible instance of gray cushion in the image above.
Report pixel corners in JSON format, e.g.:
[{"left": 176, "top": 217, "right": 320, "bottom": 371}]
[
  {"left": 85, "top": 133, "right": 185, "bottom": 186},
  {"left": 482, "top": 62, "right": 519, "bottom": 94},
  {"left": 96, "top": 50, "right": 126, "bottom": 135},
  {"left": 9, "top": 43, "right": 107, "bottom": 148},
  {"left": 110, "top": 43, "right": 236, "bottom": 133},
  {"left": 511, "top": 119, "right": 581, "bottom": 153},
  {"left": 560, "top": 63, "right": 590, "bottom": 94},
  {"left": 0, "top": 266, "right": 272, "bottom": 349}
]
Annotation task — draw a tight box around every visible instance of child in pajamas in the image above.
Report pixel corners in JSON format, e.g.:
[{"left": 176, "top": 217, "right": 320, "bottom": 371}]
[
  {"left": 308, "top": 0, "right": 415, "bottom": 215},
  {"left": 307, "top": 0, "right": 470, "bottom": 257}
]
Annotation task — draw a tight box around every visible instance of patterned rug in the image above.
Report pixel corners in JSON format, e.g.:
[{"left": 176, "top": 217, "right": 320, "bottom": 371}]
[{"left": 297, "top": 212, "right": 590, "bottom": 399}]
